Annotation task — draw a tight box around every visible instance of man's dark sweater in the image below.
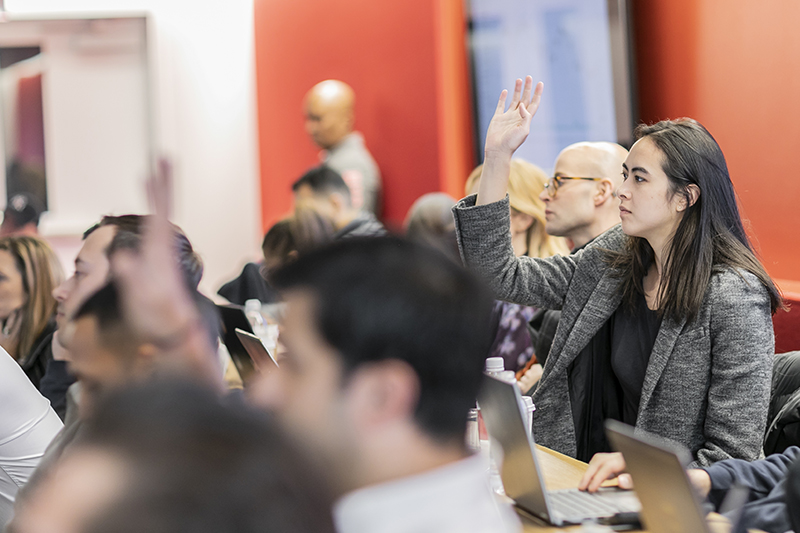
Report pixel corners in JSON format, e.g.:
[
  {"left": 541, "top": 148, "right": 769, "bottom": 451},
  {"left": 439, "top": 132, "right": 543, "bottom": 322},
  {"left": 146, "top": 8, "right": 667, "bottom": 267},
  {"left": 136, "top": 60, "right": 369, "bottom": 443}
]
[{"left": 703, "top": 446, "right": 800, "bottom": 533}]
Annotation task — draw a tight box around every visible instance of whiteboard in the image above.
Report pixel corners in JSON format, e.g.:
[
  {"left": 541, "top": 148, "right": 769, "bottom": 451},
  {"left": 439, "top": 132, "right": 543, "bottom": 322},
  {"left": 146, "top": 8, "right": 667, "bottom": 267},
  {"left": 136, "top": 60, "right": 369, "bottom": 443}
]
[{"left": 469, "top": 0, "right": 634, "bottom": 172}]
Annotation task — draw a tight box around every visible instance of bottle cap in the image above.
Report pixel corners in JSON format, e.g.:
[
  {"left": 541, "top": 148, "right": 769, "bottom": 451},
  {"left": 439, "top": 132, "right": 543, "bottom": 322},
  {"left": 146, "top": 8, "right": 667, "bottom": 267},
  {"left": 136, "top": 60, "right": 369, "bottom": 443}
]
[
  {"left": 244, "top": 299, "right": 262, "bottom": 313},
  {"left": 485, "top": 357, "right": 504, "bottom": 373},
  {"left": 522, "top": 396, "right": 534, "bottom": 410}
]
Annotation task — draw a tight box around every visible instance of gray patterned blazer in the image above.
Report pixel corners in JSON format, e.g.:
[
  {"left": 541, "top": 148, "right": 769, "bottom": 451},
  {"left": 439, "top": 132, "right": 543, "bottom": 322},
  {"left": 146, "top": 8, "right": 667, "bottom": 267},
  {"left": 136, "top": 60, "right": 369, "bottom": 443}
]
[{"left": 453, "top": 195, "right": 773, "bottom": 466}]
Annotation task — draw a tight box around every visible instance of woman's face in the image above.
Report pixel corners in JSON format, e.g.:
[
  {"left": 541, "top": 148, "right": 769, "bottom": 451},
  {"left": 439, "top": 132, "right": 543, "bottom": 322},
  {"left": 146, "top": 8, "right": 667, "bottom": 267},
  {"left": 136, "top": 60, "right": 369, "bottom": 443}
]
[
  {"left": 617, "top": 137, "right": 686, "bottom": 247},
  {"left": 0, "top": 250, "right": 25, "bottom": 321}
]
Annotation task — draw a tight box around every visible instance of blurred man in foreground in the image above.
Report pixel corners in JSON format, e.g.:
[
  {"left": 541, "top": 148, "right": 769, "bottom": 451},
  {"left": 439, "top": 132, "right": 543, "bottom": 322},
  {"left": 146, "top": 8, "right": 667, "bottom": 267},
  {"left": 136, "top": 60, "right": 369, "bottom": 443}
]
[
  {"left": 251, "top": 238, "right": 521, "bottom": 533},
  {"left": 13, "top": 381, "right": 335, "bottom": 533}
]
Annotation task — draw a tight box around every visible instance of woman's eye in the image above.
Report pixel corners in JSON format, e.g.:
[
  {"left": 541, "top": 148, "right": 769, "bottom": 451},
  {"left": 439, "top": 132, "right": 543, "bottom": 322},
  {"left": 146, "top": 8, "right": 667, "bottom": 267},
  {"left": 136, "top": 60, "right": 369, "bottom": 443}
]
[
  {"left": 621, "top": 173, "right": 628, "bottom": 181},
  {"left": 634, "top": 175, "right": 645, "bottom": 183}
]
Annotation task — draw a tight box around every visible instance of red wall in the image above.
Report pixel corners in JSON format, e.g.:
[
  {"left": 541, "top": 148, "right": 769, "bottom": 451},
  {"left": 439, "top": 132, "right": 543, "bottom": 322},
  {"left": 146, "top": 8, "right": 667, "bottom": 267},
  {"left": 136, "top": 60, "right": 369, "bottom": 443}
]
[
  {"left": 633, "top": 0, "right": 800, "bottom": 284},
  {"left": 253, "top": 0, "right": 474, "bottom": 231}
]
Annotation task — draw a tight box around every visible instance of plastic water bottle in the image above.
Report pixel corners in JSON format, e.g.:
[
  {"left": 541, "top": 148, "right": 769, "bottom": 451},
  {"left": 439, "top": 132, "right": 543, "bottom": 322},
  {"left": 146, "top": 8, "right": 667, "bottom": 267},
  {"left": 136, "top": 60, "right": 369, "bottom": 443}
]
[
  {"left": 244, "top": 299, "right": 268, "bottom": 340},
  {"left": 522, "top": 395, "right": 535, "bottom": 439},
  {"left": 484, "top": 357, "right": 505, "bottom": 377},
  {"left": 481, "top": 357, "right": 508, "bottom": 495}
]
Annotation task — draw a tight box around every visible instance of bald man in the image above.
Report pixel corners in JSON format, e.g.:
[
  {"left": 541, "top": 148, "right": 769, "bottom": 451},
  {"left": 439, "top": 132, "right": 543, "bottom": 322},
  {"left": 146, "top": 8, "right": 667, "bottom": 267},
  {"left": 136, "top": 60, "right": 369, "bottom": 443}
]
[
  {"left": 304, "top": 80, "right": 382, "bottom": 215},
  {"left": 540, "top": 141, "right": 628, "bottom": 250},
  {"left": 520, "top": 141, "right": 628, "bottom": 394}
]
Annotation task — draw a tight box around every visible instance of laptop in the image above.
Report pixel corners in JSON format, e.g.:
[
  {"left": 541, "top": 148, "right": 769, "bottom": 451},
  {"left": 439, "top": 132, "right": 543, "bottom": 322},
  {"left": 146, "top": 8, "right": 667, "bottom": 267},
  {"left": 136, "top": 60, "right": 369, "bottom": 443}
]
[
  {"left": 605, "top": 420, "right": 748, "bottom": 533},
  {"left": 217, "top": 304, "right": 260, "bottom": 381},
  {"left": 235, "top": 328, "right": 279, "bottom": 373},
  {"left": 477, "top": 376, "right": 641, "bottom": 526}
]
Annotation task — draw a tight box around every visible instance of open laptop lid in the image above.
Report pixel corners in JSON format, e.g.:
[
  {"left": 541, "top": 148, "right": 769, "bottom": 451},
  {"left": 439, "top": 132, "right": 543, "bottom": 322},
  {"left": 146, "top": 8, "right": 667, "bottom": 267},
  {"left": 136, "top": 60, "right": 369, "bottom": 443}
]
[
  {"left": 217, "top": 304, "right": 258, "bottom": 381},
  {"left": 605, "top": 420, "right": 710, "bottom": 533},
  {"left": 477, "top": 375, "right": 552, "bottom": 522},
  {"left": 235, "top": 328, "right": 279, "bottom": 372}
]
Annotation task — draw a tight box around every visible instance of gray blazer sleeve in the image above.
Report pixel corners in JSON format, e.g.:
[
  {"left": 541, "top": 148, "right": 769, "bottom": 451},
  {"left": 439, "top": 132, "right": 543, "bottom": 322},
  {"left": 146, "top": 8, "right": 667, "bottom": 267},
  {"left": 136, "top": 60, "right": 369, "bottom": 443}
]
[
  {"left": 695, "top": 269, "right": 774, "bottom": 466},
  {"left": 452, "top": 194, "right": 578, "bottom": 309}
]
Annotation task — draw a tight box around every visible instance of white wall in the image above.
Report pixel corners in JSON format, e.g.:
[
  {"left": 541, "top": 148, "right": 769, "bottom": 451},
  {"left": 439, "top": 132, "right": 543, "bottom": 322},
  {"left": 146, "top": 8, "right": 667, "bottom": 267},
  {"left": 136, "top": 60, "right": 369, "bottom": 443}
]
[{"left": 4, "top": 0, "right": 261, "bottom": 296}]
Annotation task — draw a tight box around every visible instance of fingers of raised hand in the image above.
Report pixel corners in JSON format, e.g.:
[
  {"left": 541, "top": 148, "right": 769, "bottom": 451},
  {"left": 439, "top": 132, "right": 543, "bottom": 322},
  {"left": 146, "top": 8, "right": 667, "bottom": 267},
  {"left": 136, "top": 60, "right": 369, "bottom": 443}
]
[
  {"left": 509, "top": 78, "right": 523, "bottom": 110},
  {"left": 495, "top": 89, "right": 509, "bottom": 115},
  {"left": 520, "top": 76, "right": 533, "bottom": 106},
  {"left": 527, "top": 81, "right": 544, "bottom": 113}
]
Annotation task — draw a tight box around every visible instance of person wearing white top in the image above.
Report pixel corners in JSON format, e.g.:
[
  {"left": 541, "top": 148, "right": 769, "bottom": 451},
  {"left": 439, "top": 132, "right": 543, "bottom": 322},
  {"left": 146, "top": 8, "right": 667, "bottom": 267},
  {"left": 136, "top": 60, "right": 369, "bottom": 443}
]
[
  {"left": 0, "top": 348, "right": 62, "bottom": 527},
  {"left": 250, "top": 238, "right": 521, "bottom": 533},
  {"left": 334, "top": 453, "right": 519, "bottom": 533}
]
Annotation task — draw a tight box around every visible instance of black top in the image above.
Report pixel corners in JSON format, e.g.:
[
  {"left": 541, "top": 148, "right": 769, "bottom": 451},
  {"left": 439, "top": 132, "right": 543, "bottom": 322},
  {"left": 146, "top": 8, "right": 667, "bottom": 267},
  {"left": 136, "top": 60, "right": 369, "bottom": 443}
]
[
  {"left": 610, "top": 291, "right": 662, "bottom": 425},
  {"left": 21, "top": 319, "right": 57, "bottom": 389}
]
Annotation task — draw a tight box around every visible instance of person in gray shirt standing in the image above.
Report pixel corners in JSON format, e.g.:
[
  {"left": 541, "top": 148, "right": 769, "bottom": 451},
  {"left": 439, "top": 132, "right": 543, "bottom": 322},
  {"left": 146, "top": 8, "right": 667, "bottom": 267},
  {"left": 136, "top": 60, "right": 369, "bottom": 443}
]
[{"left": 304, "top": 80, "right": 382, "bottom": 216}]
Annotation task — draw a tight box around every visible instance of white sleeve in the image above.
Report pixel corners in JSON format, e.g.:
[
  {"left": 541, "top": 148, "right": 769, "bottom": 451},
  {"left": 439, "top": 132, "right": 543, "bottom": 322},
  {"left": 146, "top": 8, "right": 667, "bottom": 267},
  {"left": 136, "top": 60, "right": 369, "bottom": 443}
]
[{"left": 0, "top": 348, "right": 63, "bottom": 525}]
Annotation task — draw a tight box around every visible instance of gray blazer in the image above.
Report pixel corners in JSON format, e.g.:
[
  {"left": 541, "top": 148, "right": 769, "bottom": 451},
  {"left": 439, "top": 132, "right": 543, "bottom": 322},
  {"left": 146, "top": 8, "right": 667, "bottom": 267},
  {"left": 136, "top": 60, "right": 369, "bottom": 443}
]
[{"left": 453, "top": 195, "right": 773, "bottom": 467}]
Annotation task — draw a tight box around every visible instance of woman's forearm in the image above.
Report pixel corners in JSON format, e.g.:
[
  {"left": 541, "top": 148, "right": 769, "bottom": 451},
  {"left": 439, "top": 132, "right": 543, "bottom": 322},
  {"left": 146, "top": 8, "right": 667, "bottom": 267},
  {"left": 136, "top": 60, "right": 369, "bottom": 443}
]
[{"left": 476, "top": 152, "right": 512, "bottom": 206}]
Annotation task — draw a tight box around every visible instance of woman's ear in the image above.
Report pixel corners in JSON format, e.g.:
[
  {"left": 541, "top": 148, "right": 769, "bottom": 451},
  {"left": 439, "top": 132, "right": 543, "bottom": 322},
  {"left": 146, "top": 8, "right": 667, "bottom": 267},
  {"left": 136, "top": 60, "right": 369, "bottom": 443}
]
[{"left": 678, "top": 184, "right": 701, "bottom": 211}]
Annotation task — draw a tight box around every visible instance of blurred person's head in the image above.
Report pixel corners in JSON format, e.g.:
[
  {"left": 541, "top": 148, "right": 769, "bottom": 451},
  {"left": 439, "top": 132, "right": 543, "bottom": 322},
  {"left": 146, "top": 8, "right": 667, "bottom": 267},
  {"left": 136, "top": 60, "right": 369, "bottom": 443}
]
[
  {"left": 0, "top": 236, "right": 63, "bottom": 360},
  {"left": 14, "top": 380, "right": 335, "bottom": 533},
  {"left": 403, "top": 192, "right": 460, "bottom": 262},
  {"left": 304, "top": 80, "right": 355, "bottom": 150},
  {"left": 0, "top": 193, "right": 43, "bottom": 237},
  {"left": 291, "top": 205, "right": 337, "bottom": 253},
  {"left": 292, "top": 166, "right": 357, "bottom": 231},
  {"left": 467, "top": 159, "right": 571, "bottom": 258},
  {"left": 252, "top": 237, "right": 494, "bottom": 494},
  {"left": 539, "top": 142, "right": 628, "bottom": 249},
  {"left": 52, "top": 215, "right": 202, "bottom": 343},
  {"left": 63, "top": 282, "right": 220, "bottom": 416},
  {"left": 261, "top": 219, "right": 297, "bottom": 275}
]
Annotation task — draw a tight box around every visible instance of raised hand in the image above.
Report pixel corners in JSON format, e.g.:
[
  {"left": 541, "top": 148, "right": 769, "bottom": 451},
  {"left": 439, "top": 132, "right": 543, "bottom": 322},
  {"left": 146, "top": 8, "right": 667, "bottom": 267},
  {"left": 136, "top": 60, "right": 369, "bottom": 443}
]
[
  {"left": 112, "top": 158, "right": 223, "bottom": 391},
  {"left": 484, "top": 76, "right": 544, "bottom": 156},
  {"left": 475, "top": 76, "right": 544, "bottom": 206}
]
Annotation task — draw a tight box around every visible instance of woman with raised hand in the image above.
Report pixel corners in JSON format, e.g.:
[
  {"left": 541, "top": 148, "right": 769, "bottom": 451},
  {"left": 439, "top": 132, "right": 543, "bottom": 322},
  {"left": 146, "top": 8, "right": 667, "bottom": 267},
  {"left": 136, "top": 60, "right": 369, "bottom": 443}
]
[
  {"left": 453, "top": 77, "right": 782, "bottom": 491},
  {"left": 0, "top": 236, "right": 63, "bottom": 388}
]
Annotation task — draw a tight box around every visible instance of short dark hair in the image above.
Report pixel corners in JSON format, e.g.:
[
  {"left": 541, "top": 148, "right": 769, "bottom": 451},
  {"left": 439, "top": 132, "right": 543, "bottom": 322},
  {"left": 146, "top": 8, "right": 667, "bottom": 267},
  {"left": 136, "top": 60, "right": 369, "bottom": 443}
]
[
  {"left": 75, "top": 282, "right": 220, "bottom": 351},
  {"left": 270, "top": 237, "right": 495, "bottom": 443},
  {"left": 262, "top": 219, "right": 296, "bottom": 263},
  {"left": 84, "top": 215, "right": 204, "bottom": 290},
  {"left": 291, "top": 166, "right": 351, "bottom": 204},
  {"left": 79, "top": 381, "right": 336, "bottom": 533}
]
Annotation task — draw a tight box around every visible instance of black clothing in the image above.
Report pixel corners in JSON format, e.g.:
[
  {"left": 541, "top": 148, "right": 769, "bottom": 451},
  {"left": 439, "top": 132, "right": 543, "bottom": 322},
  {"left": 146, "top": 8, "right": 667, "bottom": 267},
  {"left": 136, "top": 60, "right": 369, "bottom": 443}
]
[
  {"left": 704, "top": 446, "right": 800, "bottom": 533},
  {"left": 20, "top": 319, "right": 57, "bottom": 389},
  {"left": 39, "top": 358, "right": 75, "bottom": 421},
  {"left": 765, "top": 351, "right": 800, "bottom": 455},
  {"left": 334, "top": 213, "right": 387, "bottom": 239},
  {"left": 570, "top": 291, "right": 661, "bottom": 462},
  {"left": 217, "top": 262, "right": 278, "bottom": 306},
  {"left": 610, "top": 292, "right": 661, "bottom": 425}
]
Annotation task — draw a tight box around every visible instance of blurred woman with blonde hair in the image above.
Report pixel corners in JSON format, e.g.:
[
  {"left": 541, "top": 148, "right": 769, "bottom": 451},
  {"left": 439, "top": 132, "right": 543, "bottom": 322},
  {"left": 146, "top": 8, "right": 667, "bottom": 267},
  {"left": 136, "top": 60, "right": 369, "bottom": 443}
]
[
  {"left": 465, "top": 159, "right": 569, "bottom": 372},
  {"left": 0, "top": 236, "right": 64, "bottom": 388},
  {"left": 466, "top": 159, "right": 569, "bottom": 258}
]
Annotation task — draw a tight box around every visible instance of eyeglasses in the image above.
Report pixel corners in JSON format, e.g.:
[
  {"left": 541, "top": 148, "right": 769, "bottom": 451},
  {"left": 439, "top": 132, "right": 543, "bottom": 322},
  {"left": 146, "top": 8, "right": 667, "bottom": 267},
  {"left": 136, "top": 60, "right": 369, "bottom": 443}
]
[{"left": 543, "top": 176, "right": 605, "bottom": 198}]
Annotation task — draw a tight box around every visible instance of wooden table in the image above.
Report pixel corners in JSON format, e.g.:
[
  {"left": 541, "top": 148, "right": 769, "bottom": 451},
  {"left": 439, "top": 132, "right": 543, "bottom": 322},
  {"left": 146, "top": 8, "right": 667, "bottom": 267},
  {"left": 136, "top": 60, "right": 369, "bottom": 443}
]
[{"left": 518, "top": 446, "right": 638, "bottom": 532}]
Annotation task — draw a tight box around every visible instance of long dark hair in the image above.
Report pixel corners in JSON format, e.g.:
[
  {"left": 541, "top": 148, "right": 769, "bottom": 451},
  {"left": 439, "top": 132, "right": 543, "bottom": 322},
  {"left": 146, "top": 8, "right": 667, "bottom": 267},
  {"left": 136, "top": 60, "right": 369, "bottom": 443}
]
[{"left": 610, "top": 118, "right": 782, "bottom": 323}]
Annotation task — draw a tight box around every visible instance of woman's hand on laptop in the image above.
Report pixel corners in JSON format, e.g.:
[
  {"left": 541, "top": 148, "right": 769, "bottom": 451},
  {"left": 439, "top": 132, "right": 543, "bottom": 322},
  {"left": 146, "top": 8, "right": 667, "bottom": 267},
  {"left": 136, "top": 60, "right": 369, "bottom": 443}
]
[{"left": 578, "top": 452, "right": 627, "bottom": 492}]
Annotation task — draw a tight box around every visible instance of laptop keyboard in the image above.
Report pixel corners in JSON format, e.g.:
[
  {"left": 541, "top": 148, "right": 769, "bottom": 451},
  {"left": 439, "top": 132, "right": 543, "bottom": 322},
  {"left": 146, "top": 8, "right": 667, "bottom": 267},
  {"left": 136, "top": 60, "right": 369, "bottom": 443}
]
[{"left": 548, "top": 488, "right": 640, "bottom": 521}]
